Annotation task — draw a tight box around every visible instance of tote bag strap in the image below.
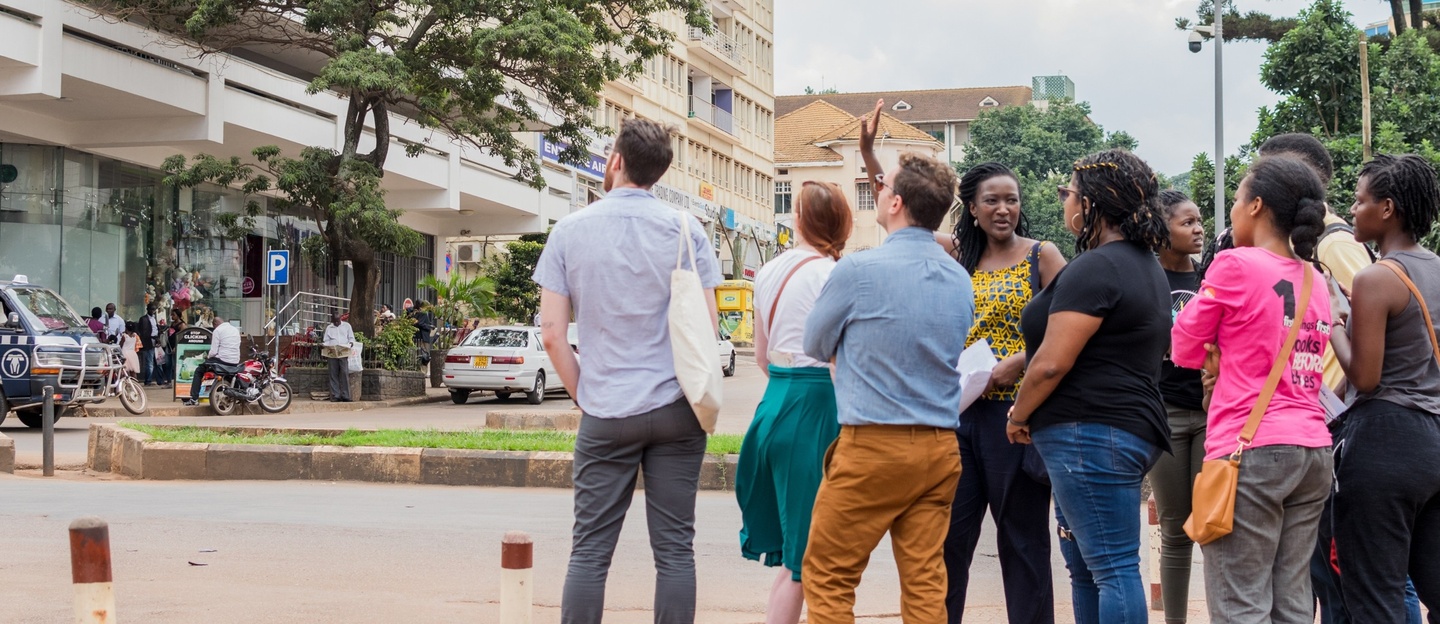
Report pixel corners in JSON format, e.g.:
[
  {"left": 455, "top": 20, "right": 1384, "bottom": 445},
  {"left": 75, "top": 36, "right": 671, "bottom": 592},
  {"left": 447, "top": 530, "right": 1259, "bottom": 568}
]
[
  {"left": 766, "top": 255, "right": 822, "bottom": 335},
  {"left": 675, "top": 212, "right": 698, "bottom": 272},
  {"left": 1237, "top": 264, "right": 1314, "bottom": 453},
  {"left": 1378, "top": 259, "right": 1440, "bottom": 365}
]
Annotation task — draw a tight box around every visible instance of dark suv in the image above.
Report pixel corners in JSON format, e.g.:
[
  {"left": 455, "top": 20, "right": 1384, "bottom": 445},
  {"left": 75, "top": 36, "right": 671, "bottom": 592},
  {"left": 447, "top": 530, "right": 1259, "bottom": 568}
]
[{"left": 0, "top": 276, "right": 118, "bottom": 427}]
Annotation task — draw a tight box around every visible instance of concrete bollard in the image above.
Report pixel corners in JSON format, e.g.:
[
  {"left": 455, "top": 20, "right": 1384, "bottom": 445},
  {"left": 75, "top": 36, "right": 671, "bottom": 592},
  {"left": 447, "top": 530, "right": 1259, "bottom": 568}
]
[
  {"left": 42, "top": 386, "right": 55, "bottom": 477},
  {"left": 69, "top": 517, "right": 116, "bottom": 623},
  {"left": 500, "top": 531, "right": 533, "bottom": 624},
  {"left": 1148, "top": 495, "right": 1162, "bottom": 612}
]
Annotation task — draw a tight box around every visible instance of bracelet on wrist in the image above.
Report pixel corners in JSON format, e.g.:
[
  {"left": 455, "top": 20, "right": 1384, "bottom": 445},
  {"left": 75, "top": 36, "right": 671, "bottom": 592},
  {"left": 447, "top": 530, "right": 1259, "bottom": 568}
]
[{"left": 1006, "top": 407, "right": 1029, "bottom": 427}]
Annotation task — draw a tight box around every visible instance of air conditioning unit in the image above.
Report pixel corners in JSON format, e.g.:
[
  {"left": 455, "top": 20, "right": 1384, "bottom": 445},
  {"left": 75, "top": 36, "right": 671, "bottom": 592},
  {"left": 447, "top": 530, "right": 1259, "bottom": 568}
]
[{"left": 454, "top": 243, "right": 482, "bottom": 263}]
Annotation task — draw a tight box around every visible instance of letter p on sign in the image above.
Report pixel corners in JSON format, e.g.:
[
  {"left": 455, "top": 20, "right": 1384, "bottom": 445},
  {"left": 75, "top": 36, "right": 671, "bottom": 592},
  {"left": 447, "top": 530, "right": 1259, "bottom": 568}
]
[{"left": 267, "top": 250, "right": 290, "bottom": 286}]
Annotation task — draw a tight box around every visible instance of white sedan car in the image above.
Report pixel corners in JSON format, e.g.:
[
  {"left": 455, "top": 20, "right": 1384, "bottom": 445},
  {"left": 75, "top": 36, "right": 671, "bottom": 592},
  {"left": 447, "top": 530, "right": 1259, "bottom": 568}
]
[
  {"left": 568, "top": 323, "right": 737, "bottom": 377},
  {"left": 442, "top": 326, "right": 565, "bottom": 405}
]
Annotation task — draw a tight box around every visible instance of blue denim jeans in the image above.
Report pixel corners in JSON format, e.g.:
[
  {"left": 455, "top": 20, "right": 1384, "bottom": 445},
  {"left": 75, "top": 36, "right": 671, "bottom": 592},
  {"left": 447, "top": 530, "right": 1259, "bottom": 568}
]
[
  {"left": 1054, "top": 503, "right": 1098, "bottom": 624},
  {"left": 1032, "top": 422, "right": 1161, "bottom": 624}
]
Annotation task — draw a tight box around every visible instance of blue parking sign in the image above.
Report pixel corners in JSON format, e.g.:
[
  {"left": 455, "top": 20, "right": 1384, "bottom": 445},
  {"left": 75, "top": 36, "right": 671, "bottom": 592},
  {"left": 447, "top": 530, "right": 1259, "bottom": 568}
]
[{"left": 267, "top": 250, "right": 290, "bottom": 286}]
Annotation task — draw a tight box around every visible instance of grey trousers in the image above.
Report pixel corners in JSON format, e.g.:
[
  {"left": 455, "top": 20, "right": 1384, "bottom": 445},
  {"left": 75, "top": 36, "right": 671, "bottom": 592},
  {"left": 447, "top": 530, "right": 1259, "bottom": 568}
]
[
  {"left": 561, "top": 397, "right": 707, "bottom": 624},
  {"left": 1201, "top": 445, "right": 1333, "bottom": 624},
  {"left": 327, "top": 357, "right": 350, "bottom": 400},
  {"left": 1148, "top": 405, "right": 1207, "bottom": 624}
]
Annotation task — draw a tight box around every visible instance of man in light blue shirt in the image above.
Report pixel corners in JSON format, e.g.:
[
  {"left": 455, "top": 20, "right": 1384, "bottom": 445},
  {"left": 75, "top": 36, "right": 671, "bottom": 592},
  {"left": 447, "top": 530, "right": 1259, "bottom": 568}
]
[
  {"left": 801, "top": 151, "right": 974, "bottom": 623},
  {"left": 533, "top": 118, "right": 721, "bottom": 624}
]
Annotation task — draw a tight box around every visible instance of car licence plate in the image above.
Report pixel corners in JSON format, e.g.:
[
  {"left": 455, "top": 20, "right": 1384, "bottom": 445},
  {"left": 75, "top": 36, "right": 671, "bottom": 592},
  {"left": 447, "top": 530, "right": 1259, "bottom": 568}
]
[
  {"left": 76, "top": 389, "right": 94, "bottom": 399},
  {"left": 472, "top": 356, "right": 490, "bottom": 369}
]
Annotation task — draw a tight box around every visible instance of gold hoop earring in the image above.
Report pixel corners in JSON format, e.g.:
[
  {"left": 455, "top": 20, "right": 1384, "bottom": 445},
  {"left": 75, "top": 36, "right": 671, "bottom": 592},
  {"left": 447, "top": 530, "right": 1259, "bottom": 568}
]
[{"left": 1070, "top": 213, "right": 1083, "bottom": 230}]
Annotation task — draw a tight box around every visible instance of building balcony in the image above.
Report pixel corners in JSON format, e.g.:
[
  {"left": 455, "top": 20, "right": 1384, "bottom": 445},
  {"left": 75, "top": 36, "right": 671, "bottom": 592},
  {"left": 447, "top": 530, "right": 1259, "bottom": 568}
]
[
  {"left": 687, "top": 27, "right": 746, "bottom": 76},
  {"left": 688, "top": 96, "right": 734, "bottom": 135}
]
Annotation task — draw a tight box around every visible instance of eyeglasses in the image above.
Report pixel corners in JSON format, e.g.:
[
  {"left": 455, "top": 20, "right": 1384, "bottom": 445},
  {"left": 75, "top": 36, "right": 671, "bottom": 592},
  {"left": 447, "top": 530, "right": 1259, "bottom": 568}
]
[{"left": 1056, "top": 186, "right": 1078, "bottom": 202}]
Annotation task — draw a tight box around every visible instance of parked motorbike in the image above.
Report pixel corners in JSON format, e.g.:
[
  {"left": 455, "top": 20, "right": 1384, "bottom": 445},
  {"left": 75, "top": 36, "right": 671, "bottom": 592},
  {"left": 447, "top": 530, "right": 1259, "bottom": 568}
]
[{"left": 202, "top": 348, "right": 292, "bottom": 416}]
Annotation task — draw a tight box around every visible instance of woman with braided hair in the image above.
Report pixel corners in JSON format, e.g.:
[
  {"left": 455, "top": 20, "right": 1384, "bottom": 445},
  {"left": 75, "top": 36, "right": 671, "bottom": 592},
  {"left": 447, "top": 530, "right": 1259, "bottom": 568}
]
[
  {"left": 1328, "top": 153, "right": 1440, "bottom": 622},
  {"left": 1173, "top": 155, "right": 1334, "bottom": 622},
  {"left": 1006, "top": 149, "right": 1172, "bottom": 624},
  {"left": 932, "top": 161, "right": 1066, "bottom": 624}
]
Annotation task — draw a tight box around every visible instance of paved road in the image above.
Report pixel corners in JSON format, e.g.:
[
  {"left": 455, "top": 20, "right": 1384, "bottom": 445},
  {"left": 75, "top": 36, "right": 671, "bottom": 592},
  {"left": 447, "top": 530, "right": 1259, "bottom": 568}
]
[
  {"left": 0, "top": 474, "right": 1210, "bottom": 623},
  {"left": 0, "top": 356, "right": 770, "bottom": 468}
]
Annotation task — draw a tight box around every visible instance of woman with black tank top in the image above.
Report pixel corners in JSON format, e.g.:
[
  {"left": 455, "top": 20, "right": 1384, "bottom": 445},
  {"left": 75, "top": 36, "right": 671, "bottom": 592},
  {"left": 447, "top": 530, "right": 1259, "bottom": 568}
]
[
  {"left": 1147, "top": 190, "right": 1207, "bottom": 624},
  {"left": 1328, "top": 154, "right": 1440, "bottom": 621}
]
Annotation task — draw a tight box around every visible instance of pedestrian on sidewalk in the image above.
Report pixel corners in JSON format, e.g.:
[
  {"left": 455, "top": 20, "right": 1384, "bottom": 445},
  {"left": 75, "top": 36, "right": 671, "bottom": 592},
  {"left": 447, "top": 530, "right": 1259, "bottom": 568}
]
[
  {"left": 735, "top": 179, "right": 852, "bottom": 624},
  {"left": 100, "top": 302, "right": 125, "bottom": 344},
  {"left": 1146, "top": 190, "right": 1208, "bottom": 624},
  {"left": 1172, "top": 156, "right": 1334, "bottom": 624},
  {"left": 138, "top": 303, "right": 161, "bottom": 386},
  {"left": 1255, "top": 133, "right": 1379, "bottom": 624},
  {"left": 323, "top": 312, "right": 355, "bottom": 403},
  {"left": 800, "top": 147, "right": 974, "bottom": 623},
  {"left": 1006, "top": 149, "right": 1172, "bottom": 624},
  {"left": 184, "top": 313, "right": 241, "bottom": 406},
  {"left": 533, "top": 118, "right": 722, "bottom": 624},
  {"left": 87, "top": 307, "right": 105, "bottom": 339},
  {"left": 1328, "top": 154, "right": 1440, "bottom": 623},
  {"left": 931, "top": 159, "right": 1066, "bottom": 624}
]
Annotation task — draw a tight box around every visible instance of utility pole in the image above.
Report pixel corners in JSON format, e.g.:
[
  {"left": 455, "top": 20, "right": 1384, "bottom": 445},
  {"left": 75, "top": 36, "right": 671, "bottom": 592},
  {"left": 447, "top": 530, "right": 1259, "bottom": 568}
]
[
  {"left": 1214, "top": 9, "right": 1226, "bottom": 233},
  {"left": 1360, "top": 31, "right": 1374, "bottom": 162}
]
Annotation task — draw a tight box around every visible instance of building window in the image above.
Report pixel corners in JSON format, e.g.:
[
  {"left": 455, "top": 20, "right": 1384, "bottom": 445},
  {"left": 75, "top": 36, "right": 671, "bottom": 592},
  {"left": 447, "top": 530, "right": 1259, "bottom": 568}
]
[
  {"left": 892, "top": 101, "right": 912, "bottom": 112},
  {"left": 775, "top": 182, "right": 793, "bottom": 214},
  {"left": 856, "top": 182, "right": 875, "bottom": 211}
]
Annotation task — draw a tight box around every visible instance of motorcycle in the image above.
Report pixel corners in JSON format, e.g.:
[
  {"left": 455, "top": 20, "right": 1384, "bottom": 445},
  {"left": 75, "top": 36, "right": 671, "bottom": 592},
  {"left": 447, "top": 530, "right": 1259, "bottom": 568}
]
[{"left": 201, "top": 348, "right": 293, "bottom": 416}]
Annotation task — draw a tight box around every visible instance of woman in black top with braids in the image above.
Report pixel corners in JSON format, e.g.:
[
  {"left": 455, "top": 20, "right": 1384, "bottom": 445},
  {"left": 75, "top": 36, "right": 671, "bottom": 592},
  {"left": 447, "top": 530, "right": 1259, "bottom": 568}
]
[{"left": 1007, "top": 149, "right": 1172, "bottom": 624}]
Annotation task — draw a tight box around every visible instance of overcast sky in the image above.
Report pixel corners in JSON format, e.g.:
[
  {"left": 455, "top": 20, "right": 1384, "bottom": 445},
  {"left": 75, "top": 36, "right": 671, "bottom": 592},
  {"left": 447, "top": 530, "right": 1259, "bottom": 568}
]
[{"left": 773, "top": 0, "right": 1380, "bottom": 176}]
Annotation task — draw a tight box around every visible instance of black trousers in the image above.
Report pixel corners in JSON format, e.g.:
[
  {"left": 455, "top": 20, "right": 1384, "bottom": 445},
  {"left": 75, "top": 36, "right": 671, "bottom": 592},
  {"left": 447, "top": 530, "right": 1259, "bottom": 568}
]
[
  {"left": 1333, "top": 399, "right": 1440, "bottom": 624},
  {"left": 328, "top": 357, "right": 351, "bottom": 401},
  {"left": 189, "top": 357, "right": 234, "bottom": 401},
  {"left": 943, "top": 398, "right": 1055, "bottom": 624}
]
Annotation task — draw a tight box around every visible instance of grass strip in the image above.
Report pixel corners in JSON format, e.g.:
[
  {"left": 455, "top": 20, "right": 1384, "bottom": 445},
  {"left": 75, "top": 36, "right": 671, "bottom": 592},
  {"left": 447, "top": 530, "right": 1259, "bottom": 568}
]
[{"left": 122, "top": 423, "right": 744, "bottom": 456}]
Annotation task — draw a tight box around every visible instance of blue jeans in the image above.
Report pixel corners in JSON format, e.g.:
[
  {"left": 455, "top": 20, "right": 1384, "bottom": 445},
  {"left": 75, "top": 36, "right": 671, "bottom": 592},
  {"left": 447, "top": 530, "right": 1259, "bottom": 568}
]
[
  {"left": 1055, "top": 503, "right": 1098, "bottom": 624},
  {"left": 1032, "top": 422, "right": 1161, "bottom": 624},
  {"left": 139, "top": 347, "right": 155, "bottom": 384}
]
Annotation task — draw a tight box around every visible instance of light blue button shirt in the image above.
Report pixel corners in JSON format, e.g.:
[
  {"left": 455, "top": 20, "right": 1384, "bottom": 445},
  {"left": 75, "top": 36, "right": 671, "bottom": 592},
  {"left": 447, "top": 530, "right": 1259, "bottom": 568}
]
[
  {"left": 533, "top": 187, "right": 722, "bottom": 419},
  {"left": 804, "top": 227, "right": 974, "bottom": 429}
]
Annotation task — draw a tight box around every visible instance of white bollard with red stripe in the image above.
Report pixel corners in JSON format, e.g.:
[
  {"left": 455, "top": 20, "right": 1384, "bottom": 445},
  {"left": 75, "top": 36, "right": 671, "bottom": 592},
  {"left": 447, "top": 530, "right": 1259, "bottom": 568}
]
[
  {"left": 500, "top": 531, "right": 533, "bottom": 624},
  {"left": 70, "top": 517, "right": 116, "bottom": 624},
  {"left": 1148, "top": 495, "right": 1162, "bottom": 612}
]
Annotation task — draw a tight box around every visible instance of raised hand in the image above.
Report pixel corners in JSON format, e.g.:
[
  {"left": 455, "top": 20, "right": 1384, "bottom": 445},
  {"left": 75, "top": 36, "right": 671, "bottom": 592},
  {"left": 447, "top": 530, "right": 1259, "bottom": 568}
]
[{"left": 857, "top": 99, "right": 885, "bottom": 189}]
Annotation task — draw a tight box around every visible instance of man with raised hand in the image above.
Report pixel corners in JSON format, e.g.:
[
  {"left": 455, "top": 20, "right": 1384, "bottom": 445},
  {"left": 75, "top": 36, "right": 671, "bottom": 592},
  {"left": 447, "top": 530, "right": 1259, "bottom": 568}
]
[{"left": 802, "top": 103, "right": 975, "bottom": 623}]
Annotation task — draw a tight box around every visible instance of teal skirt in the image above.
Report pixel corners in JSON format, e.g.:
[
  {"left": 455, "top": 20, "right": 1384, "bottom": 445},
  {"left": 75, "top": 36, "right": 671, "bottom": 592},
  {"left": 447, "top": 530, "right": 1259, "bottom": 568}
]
[{"left": 735, "top": 365, "right": 840, "bottom": 581}]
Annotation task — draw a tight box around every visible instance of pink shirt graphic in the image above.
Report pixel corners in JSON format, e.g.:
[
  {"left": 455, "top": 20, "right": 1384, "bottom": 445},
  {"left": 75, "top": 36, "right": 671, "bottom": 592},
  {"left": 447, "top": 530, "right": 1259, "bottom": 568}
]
[{"left": 1172, "top": 248, "right": 1333, "bottom": 460}]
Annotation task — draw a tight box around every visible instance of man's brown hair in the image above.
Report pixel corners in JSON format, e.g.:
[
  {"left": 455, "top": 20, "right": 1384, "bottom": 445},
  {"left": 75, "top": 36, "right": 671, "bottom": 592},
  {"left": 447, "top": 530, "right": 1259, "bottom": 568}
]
[
  {"left": 797, "top": 181, "right": 853, "bottom": 259},
  {"left": 614, "top": 118, "right": 674, "bottom": 187},
  {"left": 889, "top": 152, "right": 958, "bottom": 231}
]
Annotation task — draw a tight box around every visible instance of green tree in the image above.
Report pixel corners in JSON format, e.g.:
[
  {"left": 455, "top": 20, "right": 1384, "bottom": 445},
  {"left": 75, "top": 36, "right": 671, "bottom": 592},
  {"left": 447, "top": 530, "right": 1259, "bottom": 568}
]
[
  {"left": 1187, "top": 152, "right": 1246, "bottom": 234},
  {"left": 1176, "top": 0, "right": 1300, "bottom": 43},
  {"left": 88, "top": 0, "right": 707, "bottom": 336},
  {"left": 803, "top": 86, "right": 840, "bottom": 95},
  {"left": 1258, "top": 0, "right": 1363, "bottom": 139},
  {"left": 417, "top": 274, "right": 497, "bottom": 325},
  {"left": 483, "top": 233, "right": 548, "bottom": 324}
]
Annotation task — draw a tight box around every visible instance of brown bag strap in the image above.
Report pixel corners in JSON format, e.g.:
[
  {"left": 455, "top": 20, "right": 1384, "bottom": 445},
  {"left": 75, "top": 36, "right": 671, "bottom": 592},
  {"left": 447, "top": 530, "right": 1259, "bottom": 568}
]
[
  {"left": 1378, "top": 259, "right": 1440, "bottom": 365},
  {"left": 766, "top": 255, "right": 823, "bottom": 335},
  {"left": 1238, "top": 264, "right": 1314, "bottom": 450}
]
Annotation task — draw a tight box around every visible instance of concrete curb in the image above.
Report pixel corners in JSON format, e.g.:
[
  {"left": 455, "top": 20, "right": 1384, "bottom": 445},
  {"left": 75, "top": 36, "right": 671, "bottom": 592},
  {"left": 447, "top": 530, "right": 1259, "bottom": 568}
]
[
  {"left": 484, "top": 410, "right": 580, "bottom": 431},
  {"left": 0, "top": 431, "right": 13, "bottom": 474},
  {"left": 86, "top": 423, "right": 740, "bottom": 490},
  {"left": 73, "top": 393, "right": 446, "bottom": 419}
]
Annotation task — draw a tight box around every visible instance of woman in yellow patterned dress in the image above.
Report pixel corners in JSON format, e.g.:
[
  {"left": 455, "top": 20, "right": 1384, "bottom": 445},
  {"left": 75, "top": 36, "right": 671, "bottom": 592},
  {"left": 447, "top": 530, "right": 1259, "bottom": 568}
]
[{"left": 936, "top": 162, "right": 1066, "bottom": 624}]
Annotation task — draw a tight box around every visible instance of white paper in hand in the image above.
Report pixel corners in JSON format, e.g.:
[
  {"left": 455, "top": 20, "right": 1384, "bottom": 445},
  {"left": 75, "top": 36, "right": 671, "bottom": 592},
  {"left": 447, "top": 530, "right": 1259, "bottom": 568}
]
[{"left": 958, "top": 339, "right": 998, "bottom": 414}]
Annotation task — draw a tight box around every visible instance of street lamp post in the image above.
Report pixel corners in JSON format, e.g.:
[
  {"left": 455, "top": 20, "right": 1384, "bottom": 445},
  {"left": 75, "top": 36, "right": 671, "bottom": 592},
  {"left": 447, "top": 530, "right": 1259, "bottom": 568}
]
[{"left": 1190, "top": 13, "right": 1226, "bottom": 233}]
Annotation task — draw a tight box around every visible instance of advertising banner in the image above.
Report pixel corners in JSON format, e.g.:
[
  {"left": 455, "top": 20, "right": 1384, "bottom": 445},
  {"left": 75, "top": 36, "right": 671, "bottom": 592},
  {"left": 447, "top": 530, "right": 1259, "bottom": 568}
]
[{"left": 173, "top": 327, "right": 212, "bottom": 401}]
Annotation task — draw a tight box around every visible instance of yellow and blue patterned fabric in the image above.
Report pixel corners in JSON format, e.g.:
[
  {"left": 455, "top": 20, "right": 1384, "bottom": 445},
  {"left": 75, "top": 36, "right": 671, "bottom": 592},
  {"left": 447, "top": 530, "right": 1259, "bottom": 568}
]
[{"left": 965, "top": 243, "right": 1043, "bottom": 401}]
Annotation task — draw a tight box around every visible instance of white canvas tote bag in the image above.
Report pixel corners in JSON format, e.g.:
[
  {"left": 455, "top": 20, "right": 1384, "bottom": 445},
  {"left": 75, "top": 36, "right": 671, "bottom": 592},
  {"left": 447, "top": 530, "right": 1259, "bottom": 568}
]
[{"left": 668, "top": 212, "right": 723, "bottom": 433}]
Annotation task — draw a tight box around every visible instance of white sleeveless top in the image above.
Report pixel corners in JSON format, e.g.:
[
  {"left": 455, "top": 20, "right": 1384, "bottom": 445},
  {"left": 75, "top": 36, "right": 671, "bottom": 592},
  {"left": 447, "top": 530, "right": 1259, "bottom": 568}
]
[{"left": 753, "top": 249, "right": 836, "bottom": 368}]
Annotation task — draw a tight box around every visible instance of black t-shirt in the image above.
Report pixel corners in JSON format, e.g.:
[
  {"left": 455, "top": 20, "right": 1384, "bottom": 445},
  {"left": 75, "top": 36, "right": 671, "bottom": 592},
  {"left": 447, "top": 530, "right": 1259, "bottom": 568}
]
[
  {"left": 1161, "top": 269, "right": 1205, "bottom": 410},
  {"left": 1020, "top": 241, "right": 1173, "bottom": 451}
]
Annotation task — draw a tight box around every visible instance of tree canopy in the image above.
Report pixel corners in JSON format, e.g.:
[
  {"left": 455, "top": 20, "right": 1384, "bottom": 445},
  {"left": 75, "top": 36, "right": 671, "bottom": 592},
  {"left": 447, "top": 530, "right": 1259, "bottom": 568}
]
[{"left": 90, "top": 0, "right": 707, "bottom": 335}]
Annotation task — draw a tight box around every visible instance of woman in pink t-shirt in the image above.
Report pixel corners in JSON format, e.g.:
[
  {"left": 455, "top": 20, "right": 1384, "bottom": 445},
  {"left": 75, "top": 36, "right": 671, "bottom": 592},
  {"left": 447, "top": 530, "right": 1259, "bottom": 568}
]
[{"left": 1172, "top": 156, "right": 1333, "bottom": 623}]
